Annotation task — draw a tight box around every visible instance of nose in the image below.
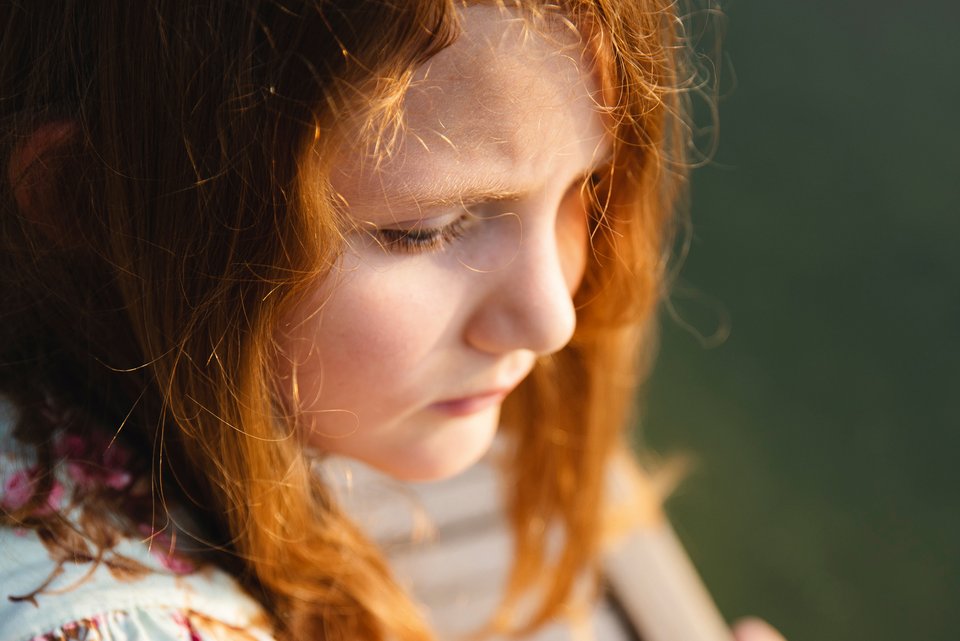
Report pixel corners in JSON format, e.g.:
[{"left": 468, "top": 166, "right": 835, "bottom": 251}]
[{"left": 463, "top": 214, "right": 584, "bottom": 357}]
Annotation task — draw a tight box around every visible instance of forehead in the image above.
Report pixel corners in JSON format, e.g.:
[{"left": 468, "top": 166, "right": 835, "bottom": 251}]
[{"left": 331, "top": 5, "right": 607, "bottom": 214}]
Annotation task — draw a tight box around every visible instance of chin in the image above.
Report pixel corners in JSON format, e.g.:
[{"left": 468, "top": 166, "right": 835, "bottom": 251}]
[{"left": 369, "top": 408, "right": 500, "bottom": 482}]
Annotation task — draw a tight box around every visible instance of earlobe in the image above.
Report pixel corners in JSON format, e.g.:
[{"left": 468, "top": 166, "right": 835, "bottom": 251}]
[{"left": 7, "top": 120, "right": 76, "bottom": 220}]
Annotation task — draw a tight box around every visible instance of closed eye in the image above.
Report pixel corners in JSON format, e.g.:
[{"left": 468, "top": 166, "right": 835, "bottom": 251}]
[{"left": 373, "top": 214, "right": 471, "bottom": 254}]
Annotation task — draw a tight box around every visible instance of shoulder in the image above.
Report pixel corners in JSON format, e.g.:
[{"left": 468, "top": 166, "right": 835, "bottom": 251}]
[
  {"left": 1, "top": 609, "right": 274, "bottom": 641},
  {"left": 0, "top": 523, "right": 275, "bottom": 641},
  {"left": 0, "top": 399, "right": 276, "bottom": 641}
]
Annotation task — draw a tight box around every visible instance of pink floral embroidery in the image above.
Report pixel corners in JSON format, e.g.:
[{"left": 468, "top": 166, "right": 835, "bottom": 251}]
[
  {"left": 138, "top": 524, "right": 196, "bottom": 575},
  {"left": 158, "top": 549, "right": 196, "bottom": 575},
  {"left": 56, "top": 430, "right": 132, "bottom": 491},
  {"left": 171, "top": 611, "right": 204, "bottom": 641},
  {"left": 29, "top": 613, "right": 106, "bottom": 640},
  {"left": 3, "top": 469, "right": 35, "bottom": 509},
  {"left": 55, "top": 433, "right": 88, "bottom": 459},
  {"left": 44, "top": 481, "right": 65, "bottom": 514},
  {"left": 2, "top": 467, "right": 65, "bottom": 516}
]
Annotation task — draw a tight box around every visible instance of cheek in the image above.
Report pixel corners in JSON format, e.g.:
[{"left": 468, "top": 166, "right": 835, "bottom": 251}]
[{"left": 275, "top": 256, "right": 460, "bottom": 411}]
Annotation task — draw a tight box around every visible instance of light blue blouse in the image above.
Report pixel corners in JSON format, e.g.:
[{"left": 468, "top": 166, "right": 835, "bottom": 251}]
[{"left": 0, "top": 399, "right": 275, "bottom": 641}]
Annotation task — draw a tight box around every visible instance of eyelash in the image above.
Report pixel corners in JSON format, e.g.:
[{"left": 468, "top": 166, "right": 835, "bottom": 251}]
[
  {"left": 372, "top": 170, "right": 605, "bottom": 255},
  {"left": 374, "top": 214, "right": 471, "bottom": 254}
]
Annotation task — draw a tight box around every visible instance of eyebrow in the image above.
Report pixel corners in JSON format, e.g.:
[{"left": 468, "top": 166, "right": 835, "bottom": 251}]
[
  {"left": 383, "top": 175, "right": 527, "bottom": 211},
  {"left": 342, "top": 177, "right": 527, "bottom": 230},
  {"left": 346, "top": 144, "right": 614, "bottom": 225},
  {"left": 383, "top": 152, "right": 613, "bottom": 212}
]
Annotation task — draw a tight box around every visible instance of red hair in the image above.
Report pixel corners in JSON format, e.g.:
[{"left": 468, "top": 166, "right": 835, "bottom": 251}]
[{"left": 0, "top": 2, "right": 692, "bottom": 639}]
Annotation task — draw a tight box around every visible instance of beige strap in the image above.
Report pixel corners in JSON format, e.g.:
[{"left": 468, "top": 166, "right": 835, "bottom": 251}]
[{"left": 604, "top": 523, "right": 735, "bottom": 641}]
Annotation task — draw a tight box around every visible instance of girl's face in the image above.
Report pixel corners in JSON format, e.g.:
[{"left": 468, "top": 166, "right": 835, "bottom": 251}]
[{"left": 276, "top": 5, "right": 610, "bottom": 481}]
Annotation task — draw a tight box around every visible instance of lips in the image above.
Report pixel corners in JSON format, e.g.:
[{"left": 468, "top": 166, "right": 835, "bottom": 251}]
[
  {"left": 430, "top": 355, "right": 534, "bottom": 417},
  {"left": 429, "top": 388, "right": 511, "bottom": 417}
]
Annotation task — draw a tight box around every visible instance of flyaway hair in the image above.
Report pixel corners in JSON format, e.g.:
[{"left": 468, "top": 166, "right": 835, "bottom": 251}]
[{"left": 0, "top": 1, "right": 696, "bottom": 639}]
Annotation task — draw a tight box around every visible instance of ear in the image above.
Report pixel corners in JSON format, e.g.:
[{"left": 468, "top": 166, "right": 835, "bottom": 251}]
[{"left": 7, "top": 121, "right": 77, "bottom": 229}]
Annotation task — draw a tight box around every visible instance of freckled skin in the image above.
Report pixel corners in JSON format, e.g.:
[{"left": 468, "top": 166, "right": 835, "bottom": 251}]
[{"left": 274, "top": 5, "right": 610, "bottom": 481}]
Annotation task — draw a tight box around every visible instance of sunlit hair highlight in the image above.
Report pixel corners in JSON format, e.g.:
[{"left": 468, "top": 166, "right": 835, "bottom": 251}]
[{"left": 0, "top": 1, "right": 698, "bottom": 640}]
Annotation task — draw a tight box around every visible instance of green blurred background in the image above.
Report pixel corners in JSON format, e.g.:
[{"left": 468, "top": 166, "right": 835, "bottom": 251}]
[{"left": 639, "top": 1, "right": 959, "bottom": 640}]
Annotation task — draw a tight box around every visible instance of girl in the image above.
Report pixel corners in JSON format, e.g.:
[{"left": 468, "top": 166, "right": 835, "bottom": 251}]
[{"left": 0, "top": 1, "right": 783, "bottom": 641}]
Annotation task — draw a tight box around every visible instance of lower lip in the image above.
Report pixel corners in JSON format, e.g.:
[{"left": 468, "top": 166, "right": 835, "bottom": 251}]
[{"left": 430, "top": 390, "right": 509, "bottom": 417}]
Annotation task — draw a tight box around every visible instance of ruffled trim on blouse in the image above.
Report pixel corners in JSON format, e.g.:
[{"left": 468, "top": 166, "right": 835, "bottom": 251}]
[{"left": 0, "top": 397, "right": 275, "bottom": 641}]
